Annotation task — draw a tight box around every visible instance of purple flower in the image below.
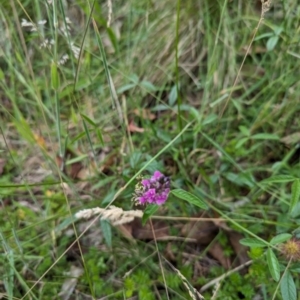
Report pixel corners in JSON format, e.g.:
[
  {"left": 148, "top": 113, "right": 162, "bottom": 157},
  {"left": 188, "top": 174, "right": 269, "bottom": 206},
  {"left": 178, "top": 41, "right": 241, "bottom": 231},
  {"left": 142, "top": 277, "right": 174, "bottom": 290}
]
[{"left": 133, "top": 171, "right": 170, "bottom": 205}]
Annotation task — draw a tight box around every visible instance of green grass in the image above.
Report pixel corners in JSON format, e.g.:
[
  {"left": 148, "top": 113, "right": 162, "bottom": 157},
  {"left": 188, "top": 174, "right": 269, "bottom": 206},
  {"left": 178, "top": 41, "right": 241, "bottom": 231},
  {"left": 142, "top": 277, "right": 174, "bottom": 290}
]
[{"left": 1, "top": 0, "right": 300, "bottom": 299}]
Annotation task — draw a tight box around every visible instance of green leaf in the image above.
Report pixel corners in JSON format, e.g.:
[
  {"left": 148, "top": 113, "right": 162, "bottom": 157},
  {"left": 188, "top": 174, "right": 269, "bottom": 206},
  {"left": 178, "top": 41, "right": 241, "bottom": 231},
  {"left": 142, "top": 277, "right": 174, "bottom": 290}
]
[
  {"left": 292, "top": 227, "right": 300, "bottom": 239},
  {"left": 80, "top": 113, "right": 97, "bottom": 126},
  {"left": 142, "top": 205, "right": 159, "bottom": 225},
  {"left": 140, "top": 80, "right": 157, "bottom": 92},
  {"left": 202, "top": 114, "right": 218, "bottom": 126},
  {"left": 266, "top": 35, "right": 279, "bottom": 52},
  {"left": 0, "top": 68, "right": 4, "bottom": 80},
  {"left": 239, "top": 125, "right": 251, "bottom": 137},
  {"left": 261, "top": 175, "right": 295, "bottom": 184},
  {"left": 289, "top": 267, "right": 300, "bottom": 274},
  {"left": 255, "top": 32, "right": 273, "bottom": 41},
  {"left": 96, "top": 129, "right": 104, "bottom": 146},
  {"left": 13, "top": 118, "right": 35, "bottom": 144},
  {"left": 171, "top": 189, "right": 208, "bottom": 210},
  {"left": 129, "top": 73, "right": 139, "bottom": 84},
  {"left": 251, "top": 133, "right": 279, "bottom": 140},
  {"left": 275, "top": 27, "right": 283, "bottom": 35},
  {"left": 267, "top": 248, "right": 280, "bottom": 282},
  {"left": 102, "top": 190, "right": 116, "bottom": 205},
  {"left": 290, "top": 180, "right": 300, "bottom": 215},
  {"left": 290, "top": 202, "right": 300, "bottom": 218},
  {"left": 281, "top": 271, "right": 297, "bottom": 300},
  {"left": 270, "top": 233, "right": 292, "bottom": 245},
  {"left": 168, "top": 85, "right": 178, "bottom": 106},
  {"left": 117, "top": 83, "right": 136, "bottom": 94},
  {"left": 129, "top": 151, "right": 142, "bottom": 169},
  {"left": 223, "top": 172, "right": 254, "bottom": 188},
  {"left": 3, "top": 250, "right": 14, "bottom": 299},
  {"left": 239, "top": 238, "right": 267, "bottom": 248},
  {"left": 106, "top": 26, "right": 119, "bottom": 53},
  {"left": 100, "top": 219, "right": 112, "bottom": 248},
  {"left": 65, "top": 154, "right": 88, "bottom": 165},
  {"left": 235, "top": 137, "right": 249, "bottom": 149}
]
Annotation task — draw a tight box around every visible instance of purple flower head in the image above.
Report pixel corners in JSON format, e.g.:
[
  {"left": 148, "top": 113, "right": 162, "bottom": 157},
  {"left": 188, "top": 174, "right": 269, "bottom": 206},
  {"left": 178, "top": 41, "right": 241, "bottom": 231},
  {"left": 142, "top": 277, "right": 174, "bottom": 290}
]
[{"left": 133, "top": 171, "right": 170, "bottom": 206}]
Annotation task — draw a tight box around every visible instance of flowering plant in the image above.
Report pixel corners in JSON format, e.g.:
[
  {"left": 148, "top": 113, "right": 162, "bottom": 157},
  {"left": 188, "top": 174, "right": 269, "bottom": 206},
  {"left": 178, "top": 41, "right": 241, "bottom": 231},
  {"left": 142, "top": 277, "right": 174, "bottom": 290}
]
[{"left": 133, "top": 171, "right": 170, "bottom": 206}]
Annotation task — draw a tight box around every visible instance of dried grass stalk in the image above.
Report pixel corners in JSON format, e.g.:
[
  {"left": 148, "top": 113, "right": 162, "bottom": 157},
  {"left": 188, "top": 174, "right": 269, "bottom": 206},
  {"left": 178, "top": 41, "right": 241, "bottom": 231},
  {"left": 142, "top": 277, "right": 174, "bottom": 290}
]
[
  {"left": 107, "top": 0, "right": 112, "bottom": 27},
  {"left": 163, "top": 257, "right": 204, "bottom": 300}
]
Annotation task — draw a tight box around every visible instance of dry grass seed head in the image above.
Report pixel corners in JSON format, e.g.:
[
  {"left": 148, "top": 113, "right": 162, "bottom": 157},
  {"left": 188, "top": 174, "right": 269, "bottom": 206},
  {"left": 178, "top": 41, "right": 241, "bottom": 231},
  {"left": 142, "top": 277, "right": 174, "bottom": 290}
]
[
  {"left": 75, "top": 205, "right": 143, "bottom": 226},
  {"left": 261, "top": 0, "right": 272, "bottom": 15}
]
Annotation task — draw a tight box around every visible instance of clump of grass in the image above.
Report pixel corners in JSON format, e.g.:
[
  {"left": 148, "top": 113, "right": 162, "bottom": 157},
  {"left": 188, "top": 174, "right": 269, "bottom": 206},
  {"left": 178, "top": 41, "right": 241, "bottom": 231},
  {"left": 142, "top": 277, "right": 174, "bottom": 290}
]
[{"left": 2, "top": 0, "right": 300, "bottom": 299}]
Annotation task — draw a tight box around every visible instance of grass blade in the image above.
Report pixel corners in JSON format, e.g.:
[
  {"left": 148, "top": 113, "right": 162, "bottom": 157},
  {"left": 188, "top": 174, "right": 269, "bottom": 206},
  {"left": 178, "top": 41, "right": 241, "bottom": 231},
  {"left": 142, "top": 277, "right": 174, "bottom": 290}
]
[
  {"left": 261, "top": 175, "right": 295, "bottom": 184},
  {"left": 290, "top": 179, "right": 300, "bottom": 215}
]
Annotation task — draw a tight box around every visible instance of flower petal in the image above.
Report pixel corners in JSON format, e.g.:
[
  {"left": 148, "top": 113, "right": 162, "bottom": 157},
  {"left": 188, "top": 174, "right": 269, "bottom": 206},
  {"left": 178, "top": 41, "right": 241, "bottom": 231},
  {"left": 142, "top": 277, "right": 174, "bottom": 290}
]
[{"left": 152, "top": 171, "right": 163, "bottom": 180}]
